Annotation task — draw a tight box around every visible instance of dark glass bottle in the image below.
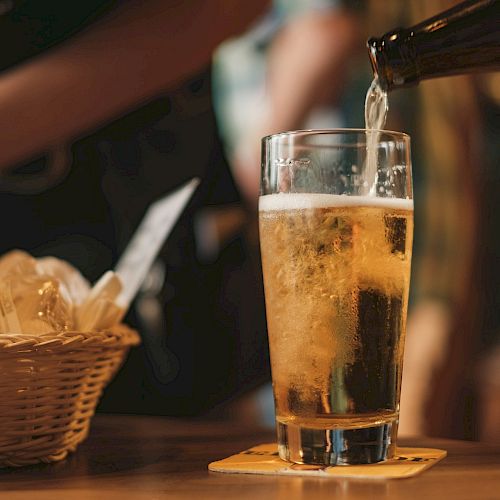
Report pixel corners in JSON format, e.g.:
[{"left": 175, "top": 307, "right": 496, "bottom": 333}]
[{"left": 367, "top": 0, "right": 500, "bottom": 91}]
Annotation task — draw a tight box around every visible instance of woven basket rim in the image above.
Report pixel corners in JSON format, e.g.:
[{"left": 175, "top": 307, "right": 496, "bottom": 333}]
[
  {"left": 0, "top": 324, "right": 140, "bottom": 352},
  {"left": 0, "top": 323, "right": 139, "bottom": 467}
]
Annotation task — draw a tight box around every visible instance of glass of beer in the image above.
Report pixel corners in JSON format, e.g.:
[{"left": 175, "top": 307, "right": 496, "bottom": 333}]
[{"left": 259, "top": 129, "right": 413, "bottom": 465}]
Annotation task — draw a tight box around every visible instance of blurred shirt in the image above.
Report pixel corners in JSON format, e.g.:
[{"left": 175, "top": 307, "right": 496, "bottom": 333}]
[{"left": 0, "top": 0, "right": 270, "bottom": 416}]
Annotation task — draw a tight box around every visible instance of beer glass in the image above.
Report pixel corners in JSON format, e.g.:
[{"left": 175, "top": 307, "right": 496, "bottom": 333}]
[{"left": 259, "top": 130, "right": 413, "bottom": 465}]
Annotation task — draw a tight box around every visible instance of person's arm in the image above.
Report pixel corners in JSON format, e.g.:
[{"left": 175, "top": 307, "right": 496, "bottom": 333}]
[
  {"left": 0, "top": 0, "right": 268, "bottom": 171},
  {"left": 232, "top": 9, "right": 362, "bottom": 205},
  {"left": 265, "top": 9, "right": 361, "bottom": 134}
]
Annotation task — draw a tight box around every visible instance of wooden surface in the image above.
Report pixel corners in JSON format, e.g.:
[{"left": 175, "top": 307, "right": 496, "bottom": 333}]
[{"left": 0, "top": 414, "right": 499, "bottom": 499}]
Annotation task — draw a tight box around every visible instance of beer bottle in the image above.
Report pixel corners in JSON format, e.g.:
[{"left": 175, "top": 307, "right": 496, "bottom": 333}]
[{"left": 367, "top": 0, "right": 500, "bottom": 91}]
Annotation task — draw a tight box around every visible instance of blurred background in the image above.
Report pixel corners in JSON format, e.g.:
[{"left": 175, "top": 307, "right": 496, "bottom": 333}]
[{"left": 0, "top": 0, "right": 498, "bottom": 442}]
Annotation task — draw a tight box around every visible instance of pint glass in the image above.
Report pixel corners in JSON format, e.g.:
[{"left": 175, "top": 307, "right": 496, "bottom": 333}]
[{"left": 259, "top": 130, "right": 413, "bottom": 465}]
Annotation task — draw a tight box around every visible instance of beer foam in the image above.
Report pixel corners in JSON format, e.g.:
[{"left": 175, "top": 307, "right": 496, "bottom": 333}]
[{"left": 259, "top": 193, "right": 413, "bottom": 211}]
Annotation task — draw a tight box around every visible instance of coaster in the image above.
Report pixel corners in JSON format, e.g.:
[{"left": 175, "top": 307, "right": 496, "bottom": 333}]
[{"left": 209, "top": 444, "right": 447, "bottom": 480}]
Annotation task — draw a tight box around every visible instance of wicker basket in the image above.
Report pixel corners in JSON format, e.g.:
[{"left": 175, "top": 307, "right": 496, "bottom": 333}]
[{"left": 0, "top": 325, "right": 140, "bottom": 467}]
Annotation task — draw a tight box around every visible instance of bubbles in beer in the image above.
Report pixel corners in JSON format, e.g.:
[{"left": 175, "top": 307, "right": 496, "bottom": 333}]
[{"left": 259, "top": 193, "right": 413, "bottom": 426}]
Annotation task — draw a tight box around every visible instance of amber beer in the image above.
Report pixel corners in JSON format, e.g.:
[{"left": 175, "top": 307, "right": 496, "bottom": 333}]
[{"left": 259, "top": 192, "right": 413, "bottom": 464}]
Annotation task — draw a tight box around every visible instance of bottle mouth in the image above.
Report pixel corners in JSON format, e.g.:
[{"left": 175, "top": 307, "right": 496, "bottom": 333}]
[
  {"left": 367, "top": 37, "right": 390, "bottom": 91},
  {"left": 367, "top": 38, "right": 380, "bottom": 77},
  {"left": 367, "top": 29, "right": 421, "bottom": 91}
]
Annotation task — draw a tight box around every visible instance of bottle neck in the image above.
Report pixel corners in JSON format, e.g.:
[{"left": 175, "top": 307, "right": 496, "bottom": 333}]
[
  {"left": 368, "top": 29, "right": 419, "bottom": 91},
  {"left": 368, "top": 0, "right": 500, "bottom": 91}
]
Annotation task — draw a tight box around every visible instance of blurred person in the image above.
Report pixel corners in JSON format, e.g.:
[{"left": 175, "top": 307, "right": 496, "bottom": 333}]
[
  {"left": 213, "top": 0, "right": 364, "bottom": 207},
  {"left": 372, "top": 0, "right": 500, "bottom": 441},
  {"left": 475, "top": 70, "right": 500, "bottom": 443},
  {"left": 0, "top": 0, "right": 272, "bottom": 416}
]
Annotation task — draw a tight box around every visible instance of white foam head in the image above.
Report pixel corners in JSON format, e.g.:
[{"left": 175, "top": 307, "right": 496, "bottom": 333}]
[{"left": 259, "top": 193, "right": 413, "bottom": 211}]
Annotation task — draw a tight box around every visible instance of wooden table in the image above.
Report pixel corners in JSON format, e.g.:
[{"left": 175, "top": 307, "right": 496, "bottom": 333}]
[{"left": 0, "top": 414, "right": 499, "bottom": 499}]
